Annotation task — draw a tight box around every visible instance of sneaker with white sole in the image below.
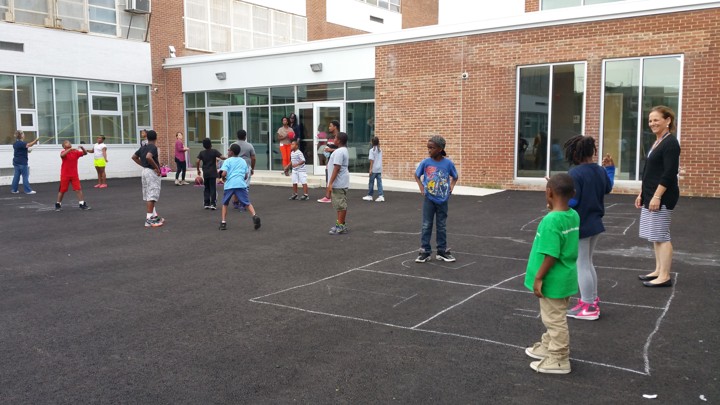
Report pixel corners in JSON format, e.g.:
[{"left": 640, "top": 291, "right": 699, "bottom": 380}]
[
  {"left": 375, "top": 196, "right": 385, "bottom": 202},
  {"left": 415, "top": 252, "right": 432, "bottom": 263},
  {"left": 26, "top": 190, "right": 37, "bottom": 195},
  {"left": 530, "top": 357, "right": 571, "bottom": 374},
  {"left": 362, "top": 195, "right": 374, "bottom": 201},
  {"left": 317, "top": 196, "right": 332, "bottom": 203},
  {"left": 525, "top": 342, "right": 550, "bottom": 360},
  {"left": 329, "top": 224, "right": 347, "bottom": 235},
  {"left": 567, "top": 302, "right": 600, "bottom": 320},
  {"left": 436, "top": 251, "right": 456, "bottom": 262},
  {"left": 145, "top": 217, "right": 163, "bottom": 228}
]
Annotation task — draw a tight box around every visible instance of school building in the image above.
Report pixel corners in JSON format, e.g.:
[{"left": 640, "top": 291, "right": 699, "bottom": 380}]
[{"left": 1, "top": 0, "right": 719, "bottom": 197}]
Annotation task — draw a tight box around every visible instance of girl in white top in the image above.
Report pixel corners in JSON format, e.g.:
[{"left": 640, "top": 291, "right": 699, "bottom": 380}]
[
  {"left": 363, "top": 136, "right": 384, "bottom": 202},
  {"left": 89, "top": 135, "right": 108, "bottom": 188}
]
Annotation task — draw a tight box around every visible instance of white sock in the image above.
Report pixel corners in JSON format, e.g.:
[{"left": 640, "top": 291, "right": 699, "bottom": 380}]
[{"left": 79, "top": 201, "right": 84, "bottom": 205}]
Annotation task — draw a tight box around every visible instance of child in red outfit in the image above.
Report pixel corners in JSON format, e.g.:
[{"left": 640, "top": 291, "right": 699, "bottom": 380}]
[{"left": 55, "top": 140, "right": 91, "bottom": 211}]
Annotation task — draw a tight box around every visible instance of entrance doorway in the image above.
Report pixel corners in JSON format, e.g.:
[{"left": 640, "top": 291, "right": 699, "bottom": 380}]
[
  {"left": 189, "top": 108, "right": 245, "bottom": 168},
  {"left": 311, "top": 102, "right": 343, "bottom": 175}
]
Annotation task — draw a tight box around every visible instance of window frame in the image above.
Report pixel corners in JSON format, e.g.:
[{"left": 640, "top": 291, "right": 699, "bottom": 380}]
[{"left": 599, "top": 54, "right": 684, "bottom": 182}]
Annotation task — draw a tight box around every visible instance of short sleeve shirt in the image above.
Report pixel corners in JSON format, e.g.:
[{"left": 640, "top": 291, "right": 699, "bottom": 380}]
[
  {"left": 415, "top": 157, "right": 459, "bottom": 204},
  {"left": 93, "top": 143, "right": 106, "bottom": 159},
  {"left": 233, "top": 140, "right": 256, "bottom": 168},
  {"left": 197, "top": 149, "right": 223, "bottom": 178},
  {"left": 221, "top": 156, "right": 248, "bottom": 189},
  {"left": 134, "top": 144, "right": 159, "bottom": 169},
  {"left": 60, "top": 149, "right": 85, "bottom": 177},
  {"left": 291, "top": 149, "right": 306, "bottom": 172},
  {"left": 524, "top": 209, "right": 580, "bottom": 299},
  {"left": 368, "top": 147, "right": 382, "bottom": 173},
  {"left": 13, "top": 141, "right": 29, "bottom": 165},
  {"left": 328, "top": 147, "right": 349, "bottom": 189}
]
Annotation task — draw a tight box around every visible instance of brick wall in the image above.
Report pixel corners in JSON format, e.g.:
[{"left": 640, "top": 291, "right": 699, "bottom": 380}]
[
  {"left": 306, "top": 0, "right": 368, "bottom": 41},
  {"left": 526, "top": 0, "right": 539, "bottom": 13},
  {"left": 148, "top": 0, "right": 208, "bottom": 169},
  {"left": 376, "top": 8, "right": 720, "bottom": 197},
  {"left": 401, "top": 0, "right": 438, "bottom": 29}
]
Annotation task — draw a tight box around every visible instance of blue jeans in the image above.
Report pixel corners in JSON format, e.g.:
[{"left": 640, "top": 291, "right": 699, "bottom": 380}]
[
  {"left": 420, "top": 195, "right": 448, "bottom": 253},
  {"left": 368, "top": 173, "right": 383, "bottom": 196},
  {"left": 12, "top": 164, "right": 32, "bottom": 193}
]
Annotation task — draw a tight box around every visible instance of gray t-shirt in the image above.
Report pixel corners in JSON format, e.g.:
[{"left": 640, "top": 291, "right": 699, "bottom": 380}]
[
  {"left": 368, "top": 146, "right": 382, "bottom": 173},
  {"left": 328, "top": 146, "right": 349, "bottom": 189},
  {"left": 232, "top": 140, "right": 256, "bottom": 169}
]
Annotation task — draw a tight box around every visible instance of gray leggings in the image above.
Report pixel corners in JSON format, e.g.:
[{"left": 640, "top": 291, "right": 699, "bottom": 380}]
[{"left": 577, "top": 234, "right": 600, "bottom": 303}]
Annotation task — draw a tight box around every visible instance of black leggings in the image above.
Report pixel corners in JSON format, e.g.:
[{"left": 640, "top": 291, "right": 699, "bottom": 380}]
[
  {"left": 175, "top": 158, "right": 187, "bottom": 180},
  {"left": 203, "top": 177, "right": 217, "bottom": 206}
]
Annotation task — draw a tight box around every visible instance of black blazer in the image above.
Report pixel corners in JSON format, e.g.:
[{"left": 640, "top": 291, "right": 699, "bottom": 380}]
[{"left": 641, "top": 134, "right": 681, "bottom": 210}]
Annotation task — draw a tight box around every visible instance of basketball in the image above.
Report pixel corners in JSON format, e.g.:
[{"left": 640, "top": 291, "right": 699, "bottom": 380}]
[{"left": 195, "top": 176, "right": 204, "bottom": 186}]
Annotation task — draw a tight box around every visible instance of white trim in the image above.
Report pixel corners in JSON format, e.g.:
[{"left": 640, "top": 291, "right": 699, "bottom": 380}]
[{"left": 164, "top": 0, "right": 720, "bottom": 69}]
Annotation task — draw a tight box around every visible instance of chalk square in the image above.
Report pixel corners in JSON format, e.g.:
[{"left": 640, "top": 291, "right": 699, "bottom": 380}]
[{"left": 253, "top": 269, "right": 483, "bottom": 328}]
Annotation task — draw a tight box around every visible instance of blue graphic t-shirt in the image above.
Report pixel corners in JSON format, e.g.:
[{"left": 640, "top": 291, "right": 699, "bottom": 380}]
[{"left": 415, "top": 157, "right": 459, "bottom": 204}]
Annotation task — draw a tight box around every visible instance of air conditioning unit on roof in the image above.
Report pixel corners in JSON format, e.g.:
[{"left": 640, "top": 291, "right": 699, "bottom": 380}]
[{"left": 125, "top": 0, "right": 151, "bottom": 14}]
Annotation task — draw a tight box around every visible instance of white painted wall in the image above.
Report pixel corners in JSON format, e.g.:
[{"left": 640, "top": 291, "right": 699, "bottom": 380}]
[
  {"left": 0, "top": 23, "right": 151, "bottom": 83},
  {"left": 439, "top": 0, "right": 525, "bottom": 24},
  {"left": 0, "top": 145, "right": 144, "bottom": 186},
  {"left": 327, "top": 0, "right": 402, "bottom": 33},
  {"left": 242, "top": 0, "right": 307, "bottom": 16},
  {"left": 178, "top": 46, "right": 375, "bottom": 92}
]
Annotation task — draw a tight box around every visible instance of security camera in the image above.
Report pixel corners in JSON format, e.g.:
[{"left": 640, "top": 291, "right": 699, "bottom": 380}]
[
  {"left": 168, "top": 45, "right": 176, "bottom": 58},
  {"left": 461, "top": 72, "right": 469, "bottom": 80}
]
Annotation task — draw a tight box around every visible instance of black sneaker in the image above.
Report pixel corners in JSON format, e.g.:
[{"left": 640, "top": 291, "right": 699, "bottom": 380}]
[
  {"left": 55, "top": 203, "right": 62, "bottom": 211},
  {"left": 253, "top": 215, "right": 261, "bottom": 230},
  {"left": 219, "top": 222, "right": 227, "bottom": 230},
  {"left": 289, "top": 194, "right": 298, "bottom": 200},
  {"left": 204, "top": 205, "right": 211, "bottom": 209},
  {"left": 436, "top": 251, "right": 456, "bottom": 262},
  {"left": 210, "top": 205, "right": 217, "bottom": 210},
  {"left": 415, "top": 252, "right": 431, "bottom": 263},
  {"left": 79, "top": 202, "right": 91, "bottom": 210},
  {"left": 300, "top": 194, "right": 309, "bottom": 200}
]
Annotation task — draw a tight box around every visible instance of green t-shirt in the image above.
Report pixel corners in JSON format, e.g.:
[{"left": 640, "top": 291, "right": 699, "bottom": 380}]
[{"left": 524, "top": 209, "right": 580, "bottom": 299}]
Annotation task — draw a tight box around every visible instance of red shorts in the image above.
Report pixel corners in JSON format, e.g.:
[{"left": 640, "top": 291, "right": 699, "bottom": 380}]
[{"left": 59, "top": 175, "right": 81, "bottom": 193}]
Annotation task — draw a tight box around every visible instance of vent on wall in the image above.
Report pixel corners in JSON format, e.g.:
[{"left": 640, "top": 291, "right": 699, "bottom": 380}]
[
  {"left": 369, "top": 15, "right": 384, "bottom": 23},
  {"left": 0, "top": 41, "right": 24, "bottom": 52}
]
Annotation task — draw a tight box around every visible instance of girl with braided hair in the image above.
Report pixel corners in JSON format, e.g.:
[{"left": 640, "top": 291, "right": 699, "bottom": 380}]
[{"left": 563, "top": 135, "right": 615, "bottom": 320}]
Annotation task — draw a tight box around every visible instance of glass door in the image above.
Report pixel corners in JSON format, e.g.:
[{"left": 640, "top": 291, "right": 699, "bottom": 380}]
[
  {"left": 297, "top": 103, "right": 314, "bottom": 172},
  {"left": 313, "top": 102, "right": 344, "bottom": 175},
  {"left": 197, "top": 108, "right": 245, "bottom": 165}
]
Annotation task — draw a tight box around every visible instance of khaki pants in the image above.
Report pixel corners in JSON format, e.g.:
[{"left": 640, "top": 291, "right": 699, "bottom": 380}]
[{"left": 539, "top": 297, "right": 570, "bottom": 361}]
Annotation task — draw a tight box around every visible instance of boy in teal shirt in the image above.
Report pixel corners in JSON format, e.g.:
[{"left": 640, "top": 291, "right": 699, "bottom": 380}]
[{"left": 524, "top": 173, "right": 579, "bottom": 374}]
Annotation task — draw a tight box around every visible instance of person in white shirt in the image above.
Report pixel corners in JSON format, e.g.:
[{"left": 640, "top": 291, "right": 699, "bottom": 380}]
[
  {"left": 363, "top": 136, "right": 384, "bottom": 202},
  {"left": 288, "top": 141, "right": 309, "bottom": 201},
  {"left": 88, "top": 136, "right": 108, "bottom": 188}
]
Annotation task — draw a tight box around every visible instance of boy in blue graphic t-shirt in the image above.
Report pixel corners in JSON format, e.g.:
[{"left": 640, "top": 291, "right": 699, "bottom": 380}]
[{"left": 414, "top": 135, "right": 459, "bottom": 263}]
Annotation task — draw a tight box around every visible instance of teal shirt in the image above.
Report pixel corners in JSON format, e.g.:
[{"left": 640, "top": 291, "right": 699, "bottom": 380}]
[{"left": 524, "top": 209, "right": 580, "bottom": 299}]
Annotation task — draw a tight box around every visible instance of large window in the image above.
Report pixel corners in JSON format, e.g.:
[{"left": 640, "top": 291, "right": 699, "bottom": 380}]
[
  {"left": 542, "top": 0, "right": 624, "bottom": 10},
  {"left": 516, "top": 63, "right": 586, "bottom": 178},
  {"left": 4, "top": 0, "right": 148, "bottom": 40},
  {"left": 185, "top": 0, "right": 307, "bottom": 52},
  {"left": 601, "top": 56, "right": 682, "bottom": 181},
  {"left": 0, "top": 74, "right": 150, "bottom": 145},
  {"left": 356, "top": 0, "right": 401, "bottom": 12}
]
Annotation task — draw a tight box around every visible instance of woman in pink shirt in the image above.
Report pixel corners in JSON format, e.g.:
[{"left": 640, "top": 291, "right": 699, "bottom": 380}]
[{"left": 174, "top": 132, "right": 190, "bottom": 185}]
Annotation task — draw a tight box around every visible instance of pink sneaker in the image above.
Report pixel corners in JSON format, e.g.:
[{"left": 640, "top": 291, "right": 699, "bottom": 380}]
[
  {"left": 317, "top": 197, "right": 332, "bottom": 203},
  {"left": 94, "top": 184, "right": 101, "bottom": 188},
  {"left": 99, "top": 184, "right": 107, "bottom": 188},
  {"left": 567, "top": 301, "right": 600, "bottom": 320}
]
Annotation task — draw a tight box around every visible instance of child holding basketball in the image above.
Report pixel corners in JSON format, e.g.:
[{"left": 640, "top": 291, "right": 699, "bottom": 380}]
[
  {"left": 524, "top": 173, "right": 579, "bottom": 374},
  {"left": 219, "top": 143, "right": 260, "bottom": 231}
]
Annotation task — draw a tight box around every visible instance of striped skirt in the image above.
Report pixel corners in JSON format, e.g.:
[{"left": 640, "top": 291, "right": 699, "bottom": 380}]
[{"left": 639, "top": 206, "right": 673, "bottom": 242}]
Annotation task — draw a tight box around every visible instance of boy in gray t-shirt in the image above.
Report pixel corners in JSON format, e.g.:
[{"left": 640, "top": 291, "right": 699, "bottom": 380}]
[{"left": 327, "top": 132, "right": 349, "bottom": 235}]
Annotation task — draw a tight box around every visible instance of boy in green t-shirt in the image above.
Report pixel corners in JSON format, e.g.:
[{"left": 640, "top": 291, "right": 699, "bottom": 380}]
[{"left": 524, "top": 173, "right": 579, "bottom": 374}]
